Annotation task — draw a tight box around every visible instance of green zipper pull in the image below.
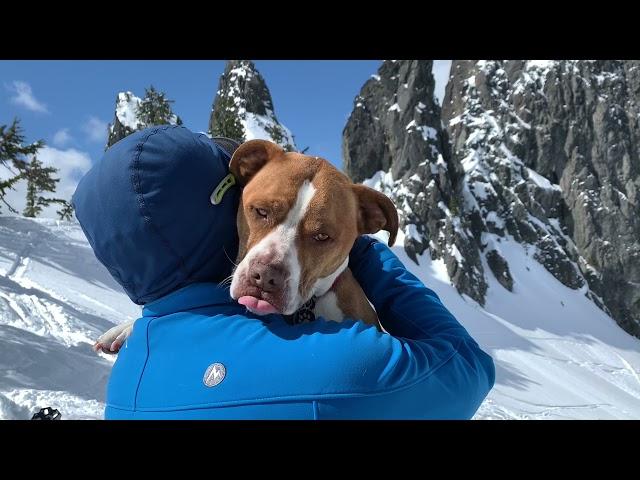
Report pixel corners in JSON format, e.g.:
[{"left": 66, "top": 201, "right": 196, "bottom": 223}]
[{"left": 210, "top": 173, "right": 236, "bottom": 205}]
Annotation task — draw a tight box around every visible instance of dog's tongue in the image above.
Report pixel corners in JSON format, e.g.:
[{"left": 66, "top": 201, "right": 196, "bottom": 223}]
[{"left": 238, "top": 296, "right": 278, "bottom": 314}]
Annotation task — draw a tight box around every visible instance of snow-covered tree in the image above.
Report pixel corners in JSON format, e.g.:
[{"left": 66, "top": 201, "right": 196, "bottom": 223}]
[
  {"left": 137, "top": 85, "right": 183, "bottom": 127},
  {"left": 106, "top": 86, "right": 182, "bottom": 149}
]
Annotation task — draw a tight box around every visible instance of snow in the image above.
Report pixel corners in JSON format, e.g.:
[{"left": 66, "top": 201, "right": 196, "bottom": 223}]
[
  {"left": 527, "top": 168, "right": 561, "bottom": 191},
  {"left": 362, "top": 170, "right": 394, "bottom": 191},
  {"left": 228, "top": 67, "right": 248, "bottom": 78},
  {"left": 419, "top": 126, "right": 438, "bottom": 141},
  {"left": 485, "top": 211, "right": 505, "bottom": 229},
  {"left": 449, "top": 115, "right": 463, "bottom": 126},
  {"left": 370, "top": 228, "right": 640, "bottom": 419},
  {"left": 406, "top": 121, "right": 438, "bottom": 142},
  {"left": 2, "top": 214, "right": 639, "bottom": 420},
  {"left": 241, "top": 112, "right": 296, "bottom": 148},
  {"left": 0, "top": 216, "right": 140, "bottom": 419},
  {"left": 404, "top": 224, "right": 422, "bottom": 242}
]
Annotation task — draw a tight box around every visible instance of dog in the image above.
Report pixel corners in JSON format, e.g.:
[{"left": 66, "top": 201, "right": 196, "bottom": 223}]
[
  {"left": 94, "top": 139, "right": 398, "bottom": 353},
  {"left": 228, "top": 139, "right": 398, "bottom": 327}
]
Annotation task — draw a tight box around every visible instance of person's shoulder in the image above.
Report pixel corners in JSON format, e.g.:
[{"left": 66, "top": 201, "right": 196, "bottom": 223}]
[{"left": 261, "top": 317, "right": 437, "bottom": 396}]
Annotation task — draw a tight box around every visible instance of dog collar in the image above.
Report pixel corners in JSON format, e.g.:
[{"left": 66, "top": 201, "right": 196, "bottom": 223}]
[
  {"left": 283, "top": 296, "right": 316, "bottom": 325},
  {"left": 282, "top": 271, "right": 346, "bottom": 325}
]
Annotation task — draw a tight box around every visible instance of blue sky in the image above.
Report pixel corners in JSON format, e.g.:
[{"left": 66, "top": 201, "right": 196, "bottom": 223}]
[{"left": 1, "top": 60, "right": 451, "bottom": 216}]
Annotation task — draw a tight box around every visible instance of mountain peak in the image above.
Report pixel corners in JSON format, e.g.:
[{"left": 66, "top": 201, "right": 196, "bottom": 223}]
[{"left": 208, "top": 60, "right": 296, "bottom": 151}]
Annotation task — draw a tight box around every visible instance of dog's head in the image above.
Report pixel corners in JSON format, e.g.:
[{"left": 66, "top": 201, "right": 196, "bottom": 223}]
[{"left": 228, "top": 140, "right": 398, "bottom": 316}]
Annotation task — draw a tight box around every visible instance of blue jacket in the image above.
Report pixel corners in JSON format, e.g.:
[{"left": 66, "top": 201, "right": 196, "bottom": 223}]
[{"left": 73, "top": 125, "right": 495, "bottom": 419}]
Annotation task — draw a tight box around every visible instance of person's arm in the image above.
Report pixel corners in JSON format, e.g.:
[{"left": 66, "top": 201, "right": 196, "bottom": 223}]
[
  {"left": 349, "top": 235, "right": 478, "bottom": 342},
  {"left": 336, "top": 235, "right": 496, "bottom": 419}
]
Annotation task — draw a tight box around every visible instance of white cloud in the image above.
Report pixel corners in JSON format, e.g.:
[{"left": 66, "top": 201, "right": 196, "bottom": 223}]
[
  {"left": 52, "top": 128, "right": 73, "bottom": 147},
  {"left": 0, "top": 146, "right": 91, "bottom": 218},
  {"left": 432, "top": 60, "right": 453, "bottom": 105},
  {"left": 83, "top": 116, "right": 108, "bottom": 143},
  {"left": 6, "top": 81, "right": 49, "bottom": 113}
]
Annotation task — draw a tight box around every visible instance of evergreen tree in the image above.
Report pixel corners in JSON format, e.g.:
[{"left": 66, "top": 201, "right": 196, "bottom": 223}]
[
  {"left": 22, "top": 156, "right": 66, "bottom": 218},
  {"left": 56, "top": 201, "right": 74, "bottom": 221},
  {"left": 209, "top": 94, "right": 245, "bottom": 140},
  {"left": 0, "top": 119, "right": 44, "bottom": 214},
  {"left": 264, "top": 124, "right": 295, "bottom": 152},
  {"left": 136, "top": 85, "right": 179, "bottom": 126}
]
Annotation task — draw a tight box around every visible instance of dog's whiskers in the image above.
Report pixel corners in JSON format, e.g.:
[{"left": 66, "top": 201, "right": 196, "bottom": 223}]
[{"left": 223, "top": 247, "right": 239, "bottom": 267}]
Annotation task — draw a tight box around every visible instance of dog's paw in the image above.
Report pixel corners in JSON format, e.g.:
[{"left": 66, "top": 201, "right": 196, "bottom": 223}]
[{"left": 93, "top": 321, "right": 135, "bottom": 355}]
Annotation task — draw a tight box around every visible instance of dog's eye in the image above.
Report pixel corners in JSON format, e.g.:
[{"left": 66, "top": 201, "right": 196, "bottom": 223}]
[
  {"left": 255, "top": 207, "right": 268, "bottom": 218},
  {"left": 313, "top": 233, "right": 329, "bottom": 242}
]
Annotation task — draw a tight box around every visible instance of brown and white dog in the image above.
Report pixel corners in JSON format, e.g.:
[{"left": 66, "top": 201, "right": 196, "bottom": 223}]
[
  {"left": 94, "top": 140, "right": 398, "bottom": 353},
  {"left": 228, "top": 139, "right": 398, "bottom": 328}
]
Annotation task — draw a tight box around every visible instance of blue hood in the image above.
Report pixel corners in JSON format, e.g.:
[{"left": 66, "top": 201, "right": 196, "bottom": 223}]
[{"left": 72, "top": 125, "right": 240, "bottom": 305}]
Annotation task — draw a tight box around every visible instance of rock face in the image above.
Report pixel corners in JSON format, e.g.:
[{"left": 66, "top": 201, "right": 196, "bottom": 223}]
[
  {"left": 443, "top": 60, "right": 640, "bottom": 336},
  {"left": 345, "top": 60, "right": 487, "bottom": 305},
  {"left": 208, "top": 60, "right": 296, "bottom": 150},
  {"left": 344, "top": 60, "right": 640, "bottom": 338}
]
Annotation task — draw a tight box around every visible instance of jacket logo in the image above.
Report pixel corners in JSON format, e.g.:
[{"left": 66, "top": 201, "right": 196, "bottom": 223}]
[{"left": 203, "top": 363, "right": 226, "bottom": 387}]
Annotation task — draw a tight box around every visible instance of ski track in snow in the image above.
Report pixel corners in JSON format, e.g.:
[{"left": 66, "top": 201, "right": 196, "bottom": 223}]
[{"left": 1, "top": 216, "right": 639, "bottom": 419}]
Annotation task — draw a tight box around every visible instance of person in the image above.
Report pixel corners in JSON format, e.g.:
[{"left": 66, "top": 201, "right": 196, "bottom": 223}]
[{"left": 72, "top": 125, "right": 495, "bottom": 419}]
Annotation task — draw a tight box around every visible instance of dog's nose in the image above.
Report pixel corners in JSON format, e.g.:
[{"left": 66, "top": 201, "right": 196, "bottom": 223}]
[{"left": 250, "top": 263, "right": 285, "bottom": 292}]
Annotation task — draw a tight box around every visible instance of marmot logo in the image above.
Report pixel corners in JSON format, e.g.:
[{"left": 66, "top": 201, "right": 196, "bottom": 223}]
[{"left": 203, "top": 363, "right": 226, "bottom": 387}]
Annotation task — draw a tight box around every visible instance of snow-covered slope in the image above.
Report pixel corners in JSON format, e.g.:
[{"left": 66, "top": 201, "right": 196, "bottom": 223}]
[
  {"left": 1, "top": 215, "right": 638, "bottom": 419},
  {"left": 0, "top": 216, "right": 140, "bottom": 419},
  {"left": 373, "top": 227, "right": 640, "bottom": 419}
]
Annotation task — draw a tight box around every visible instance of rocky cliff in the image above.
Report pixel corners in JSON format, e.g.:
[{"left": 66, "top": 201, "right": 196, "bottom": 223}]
[{"left": 344, "top": 60, "right": 640, "bottom": 337}]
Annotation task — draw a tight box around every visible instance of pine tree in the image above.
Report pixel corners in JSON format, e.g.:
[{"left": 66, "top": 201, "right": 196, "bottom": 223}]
[
  {"left": 209, "top": 94, "right": 245, "bottom": 141},
  {"left": 0, "top": 119, "right": 44, "bottom": 214},
  {"left": 136, "top": 85, "right": 179, "bottom": 126},
  {"left": 56, "top": 201, "right": 74, "bottom": 221},
  {"left": 264, "top": 124, "right": 295, "bottom": 152},
  {"left": 22, "top": 156, "right": 66, "bottom": 218}
]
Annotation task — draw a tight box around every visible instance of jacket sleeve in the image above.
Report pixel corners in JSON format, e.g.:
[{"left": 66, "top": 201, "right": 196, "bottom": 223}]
[{"left": 338, "top": 235, "right": 496, "bottom": 419}]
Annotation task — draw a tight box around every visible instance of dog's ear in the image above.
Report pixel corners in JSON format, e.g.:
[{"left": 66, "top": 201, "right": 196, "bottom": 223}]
[
  {"left": 229, "top": 139, "right": 284, "bottom": 187},
  {"left": 352, "top": 184, "right": 399, "bottom": 247}
]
